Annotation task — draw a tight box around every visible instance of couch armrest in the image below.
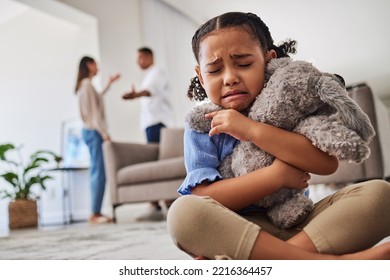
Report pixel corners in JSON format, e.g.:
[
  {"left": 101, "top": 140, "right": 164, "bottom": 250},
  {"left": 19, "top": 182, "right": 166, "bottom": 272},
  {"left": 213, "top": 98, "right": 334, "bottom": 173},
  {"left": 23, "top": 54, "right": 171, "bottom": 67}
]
[
  {"left": 104, "top": 141, "right": 159, "bottom": 169},
  {"left": 158, "top": 128, "right": 184, "bottom": 160},
  {"left": 103, "top": 141, "right": 159, "bottom": 205},
  {"left": 375, "top": 97, "right": 390, "bottom": 178}
]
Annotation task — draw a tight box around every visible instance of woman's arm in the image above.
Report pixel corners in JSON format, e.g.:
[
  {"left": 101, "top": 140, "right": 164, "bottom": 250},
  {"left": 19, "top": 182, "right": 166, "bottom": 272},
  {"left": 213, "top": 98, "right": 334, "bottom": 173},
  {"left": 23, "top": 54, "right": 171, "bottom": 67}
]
[
  {"left": 206, "top": 109, "right": 338, "bottom": 175},
  {"left": 192, "top": 158, "right": 310, "bottom": 211},
  {"left": 102, "top": 73, "right": 121, "bottom": 94}
]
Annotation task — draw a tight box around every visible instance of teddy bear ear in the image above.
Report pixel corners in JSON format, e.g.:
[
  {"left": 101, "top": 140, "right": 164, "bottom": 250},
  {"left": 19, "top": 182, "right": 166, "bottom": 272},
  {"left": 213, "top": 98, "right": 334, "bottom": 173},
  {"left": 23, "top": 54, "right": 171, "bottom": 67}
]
[
  {"left": 265, "top": 57, "right": 291, "bottom": 81},
  {"left": 333, "top": 73, "right": 346, "bottom": 87},
  {"left": 316, "top": 75, "right": 375, "bottom": 142}
]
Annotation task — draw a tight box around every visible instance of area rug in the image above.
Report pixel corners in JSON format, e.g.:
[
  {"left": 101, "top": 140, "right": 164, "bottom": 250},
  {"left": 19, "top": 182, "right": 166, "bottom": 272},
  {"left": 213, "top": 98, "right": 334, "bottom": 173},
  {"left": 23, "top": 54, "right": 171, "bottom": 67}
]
[{"left": 0, "top": 222, "right": 190, "bottom": 260}]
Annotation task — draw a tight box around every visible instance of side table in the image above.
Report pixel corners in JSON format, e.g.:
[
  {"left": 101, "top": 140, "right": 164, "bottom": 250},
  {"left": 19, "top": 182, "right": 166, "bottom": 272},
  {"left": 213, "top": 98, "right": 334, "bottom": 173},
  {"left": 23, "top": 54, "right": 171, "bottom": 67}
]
[{"left": 46, "top": 166, "right": 88, "bottom": 225}]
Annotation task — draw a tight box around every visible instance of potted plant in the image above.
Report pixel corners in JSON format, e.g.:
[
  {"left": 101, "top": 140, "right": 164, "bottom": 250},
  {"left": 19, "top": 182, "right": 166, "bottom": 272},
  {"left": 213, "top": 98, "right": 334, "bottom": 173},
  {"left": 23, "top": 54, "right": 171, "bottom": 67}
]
[{"left": 0, "top": 143, "right": 62, "bottom": 229}]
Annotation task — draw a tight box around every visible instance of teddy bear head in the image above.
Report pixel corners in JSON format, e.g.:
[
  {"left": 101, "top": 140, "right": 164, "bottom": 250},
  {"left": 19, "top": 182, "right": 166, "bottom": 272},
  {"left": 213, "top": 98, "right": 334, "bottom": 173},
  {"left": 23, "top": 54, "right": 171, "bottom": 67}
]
[{"left": 252, "top": 58, "right": 374, "bottom": 143}]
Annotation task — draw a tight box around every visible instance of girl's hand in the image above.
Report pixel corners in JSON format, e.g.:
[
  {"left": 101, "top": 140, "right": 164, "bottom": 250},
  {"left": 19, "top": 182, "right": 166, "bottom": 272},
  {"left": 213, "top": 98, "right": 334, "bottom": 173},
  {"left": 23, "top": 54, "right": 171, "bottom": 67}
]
[
  {"left": 272, "top": 158, "right": 310, "bottom": 190},
  {"left": 205, "top": 109, "right": 255, "bottom": 141}
]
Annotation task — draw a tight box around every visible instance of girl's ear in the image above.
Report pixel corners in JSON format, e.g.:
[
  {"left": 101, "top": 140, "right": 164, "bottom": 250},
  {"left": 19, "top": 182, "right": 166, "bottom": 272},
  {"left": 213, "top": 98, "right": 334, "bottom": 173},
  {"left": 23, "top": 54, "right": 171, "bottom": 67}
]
[
  {"left": 195, "top": 66, "right": 204, "bottom": 86},
  {"left": 266, "top": 49, "right": 277, "bottom": 61}
]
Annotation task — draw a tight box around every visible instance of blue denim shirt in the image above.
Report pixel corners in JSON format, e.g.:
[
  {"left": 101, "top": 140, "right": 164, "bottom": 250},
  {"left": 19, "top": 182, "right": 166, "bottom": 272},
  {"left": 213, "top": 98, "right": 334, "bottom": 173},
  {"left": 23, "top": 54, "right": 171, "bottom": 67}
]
[
  {"left": 178, "top": 124, "right": 238, "bottom": 195},
  {"left": 178, "top": 123, "right": 310, "bottom": 214}
]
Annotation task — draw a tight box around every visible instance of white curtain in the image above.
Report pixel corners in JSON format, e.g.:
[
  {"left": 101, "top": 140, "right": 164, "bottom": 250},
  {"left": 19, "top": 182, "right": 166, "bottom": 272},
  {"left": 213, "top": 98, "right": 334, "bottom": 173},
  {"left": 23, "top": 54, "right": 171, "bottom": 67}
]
[{"left": 140, "top": 0, "right": 199, "bottom": 127}]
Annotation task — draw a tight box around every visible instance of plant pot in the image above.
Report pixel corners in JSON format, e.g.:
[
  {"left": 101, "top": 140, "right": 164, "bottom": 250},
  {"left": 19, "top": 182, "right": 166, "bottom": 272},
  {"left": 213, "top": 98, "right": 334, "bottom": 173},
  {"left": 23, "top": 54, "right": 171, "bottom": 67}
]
[{"left": 8, "top": 199, "right": 38, "bottom": 229}]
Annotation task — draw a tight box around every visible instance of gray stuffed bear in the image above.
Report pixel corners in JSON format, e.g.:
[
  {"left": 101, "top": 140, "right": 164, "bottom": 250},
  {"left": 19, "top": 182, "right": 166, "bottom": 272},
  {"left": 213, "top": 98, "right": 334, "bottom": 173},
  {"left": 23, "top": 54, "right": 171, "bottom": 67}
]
[{"left": 186, "top": 57, "right": 375, "bottom": 229}]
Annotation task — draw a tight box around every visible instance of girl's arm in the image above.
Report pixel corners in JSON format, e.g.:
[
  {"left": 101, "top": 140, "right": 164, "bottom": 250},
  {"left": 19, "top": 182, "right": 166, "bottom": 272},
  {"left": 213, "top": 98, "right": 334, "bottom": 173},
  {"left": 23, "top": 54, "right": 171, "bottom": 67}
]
[
  {"left": 206, "top": 109, "right": 338, "bottom": 175},
  {"left": 192, "top": 158, "right": 310, "bottom": 211}
]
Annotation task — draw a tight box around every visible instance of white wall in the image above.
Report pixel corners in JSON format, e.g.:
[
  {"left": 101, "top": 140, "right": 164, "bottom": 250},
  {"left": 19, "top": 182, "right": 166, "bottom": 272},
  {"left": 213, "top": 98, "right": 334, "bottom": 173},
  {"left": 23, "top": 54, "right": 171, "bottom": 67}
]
[{"left": 0, "top": 0, "right": 101, "bottom": 226}]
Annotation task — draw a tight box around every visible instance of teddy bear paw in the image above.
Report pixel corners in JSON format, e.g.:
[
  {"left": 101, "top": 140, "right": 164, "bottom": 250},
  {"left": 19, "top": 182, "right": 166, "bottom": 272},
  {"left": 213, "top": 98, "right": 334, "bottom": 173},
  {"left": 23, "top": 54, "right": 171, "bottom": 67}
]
[{"left": 267, "top": 195, "right": 314, "bottom": 229}]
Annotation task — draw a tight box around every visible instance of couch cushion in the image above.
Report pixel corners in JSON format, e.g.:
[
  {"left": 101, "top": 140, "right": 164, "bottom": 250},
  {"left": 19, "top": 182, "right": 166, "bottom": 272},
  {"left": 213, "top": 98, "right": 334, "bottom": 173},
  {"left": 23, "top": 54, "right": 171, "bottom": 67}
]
[
  {"left": 117, "top": 157, "right": 186, "bottom": 185},
  {"left": 158, "top": 128, "right": 184, "bottom": 160}
]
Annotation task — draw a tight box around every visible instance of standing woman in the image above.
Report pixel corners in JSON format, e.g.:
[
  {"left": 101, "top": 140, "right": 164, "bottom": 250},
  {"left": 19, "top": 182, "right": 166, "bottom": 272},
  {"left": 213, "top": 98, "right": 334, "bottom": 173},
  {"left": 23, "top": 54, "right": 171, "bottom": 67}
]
[{"left": 75, "top": 56, "right": 120, "bottom": 224}]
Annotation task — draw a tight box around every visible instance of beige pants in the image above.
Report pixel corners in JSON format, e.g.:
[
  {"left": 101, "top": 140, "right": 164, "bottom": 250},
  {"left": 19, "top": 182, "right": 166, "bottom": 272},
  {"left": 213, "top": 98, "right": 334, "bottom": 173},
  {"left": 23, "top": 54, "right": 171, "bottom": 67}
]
[{"left": 167, "top": 179, "right": 390, "bottom": 259}]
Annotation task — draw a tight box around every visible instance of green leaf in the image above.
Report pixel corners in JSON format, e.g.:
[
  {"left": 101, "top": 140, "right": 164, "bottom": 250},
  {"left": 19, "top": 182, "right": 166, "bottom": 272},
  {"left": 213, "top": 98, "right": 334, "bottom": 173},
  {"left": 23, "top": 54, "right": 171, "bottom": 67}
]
[
  {"left": 0, "top": 143, "right": 18, "bottom": 166},
  {"left": 32, "top": 150, "right": 62, "bottom": 164},
  {"left": 25, "top": 157, "right": 48, "bottom": 173},
  {"left": 25, "top": 174, "right": 53, "bottom": 190},
  {"left": 0, "top": 172, "right": 19, "bottom": 187},
  {"left": 0, "top": 191, "right": 13, "bottom": 199},
  {"left": 0, "top": 143, "right": 15, "bottom": 160}
]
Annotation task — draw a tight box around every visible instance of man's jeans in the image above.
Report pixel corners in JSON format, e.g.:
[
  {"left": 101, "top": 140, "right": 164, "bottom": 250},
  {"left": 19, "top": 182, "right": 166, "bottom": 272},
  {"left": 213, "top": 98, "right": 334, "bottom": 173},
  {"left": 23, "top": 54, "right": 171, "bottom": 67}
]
[{"left": 146, "top": 122, "right": 165, "bottom": 143}]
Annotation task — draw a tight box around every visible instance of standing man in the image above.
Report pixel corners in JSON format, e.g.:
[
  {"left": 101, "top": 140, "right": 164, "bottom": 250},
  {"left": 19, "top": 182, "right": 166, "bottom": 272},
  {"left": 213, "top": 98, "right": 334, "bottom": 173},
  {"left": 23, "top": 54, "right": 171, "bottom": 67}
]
[{"left": 122, "top": 47, "right": 175, "bottom": 221}]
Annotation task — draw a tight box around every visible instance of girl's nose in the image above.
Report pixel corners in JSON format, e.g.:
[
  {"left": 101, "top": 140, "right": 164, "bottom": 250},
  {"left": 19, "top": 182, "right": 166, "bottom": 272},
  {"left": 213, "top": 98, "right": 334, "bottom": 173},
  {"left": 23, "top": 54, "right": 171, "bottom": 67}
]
[{"left": 223, "top": 68, "right": 239, "bottom": 86}]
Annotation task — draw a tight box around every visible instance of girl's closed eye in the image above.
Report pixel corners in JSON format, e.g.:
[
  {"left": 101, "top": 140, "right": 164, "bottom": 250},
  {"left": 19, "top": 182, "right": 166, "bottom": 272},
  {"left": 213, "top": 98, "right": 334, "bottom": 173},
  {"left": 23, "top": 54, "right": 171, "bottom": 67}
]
[
  {"left": 237, "top": 62, "right": 253, "bottom": 68},
  {"left": 207, "top": 62, "right": 253, "bottom": 73},
  {"left": 207, "top": 68, "right": 221, "bottom": 74},
  {"left": 236, "top": 57, "right": 255, "bottom": 68}
]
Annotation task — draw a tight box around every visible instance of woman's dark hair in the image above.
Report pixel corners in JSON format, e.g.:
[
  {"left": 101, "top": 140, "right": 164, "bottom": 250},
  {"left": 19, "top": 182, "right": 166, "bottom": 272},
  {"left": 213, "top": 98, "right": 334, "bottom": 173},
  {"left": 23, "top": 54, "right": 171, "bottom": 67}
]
[
  {"left": 75, "top": 56, "right": 95, "bottom": 93},
  {"left": 188, "top": 12, "right": 297, "bottom": 101}
]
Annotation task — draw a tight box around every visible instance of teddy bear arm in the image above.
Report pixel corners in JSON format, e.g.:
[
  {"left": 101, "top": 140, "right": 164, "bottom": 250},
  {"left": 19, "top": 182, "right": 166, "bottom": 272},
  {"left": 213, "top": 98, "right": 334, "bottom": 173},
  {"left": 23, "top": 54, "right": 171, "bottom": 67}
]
[
  {"left": 218, "top": 154, "right": 235, "bottom": 179},
  {"left": 267, "top": 192, "right": 313, "bottom": 229},
  {"left": 253, "top": 188, "right": 292, "bottom": 208},
  {"left": 185, "top": 102, "right": 221, "bottom": 133},
  {"left": 295, "top": 115, "right": 371, "bottom": 163}
]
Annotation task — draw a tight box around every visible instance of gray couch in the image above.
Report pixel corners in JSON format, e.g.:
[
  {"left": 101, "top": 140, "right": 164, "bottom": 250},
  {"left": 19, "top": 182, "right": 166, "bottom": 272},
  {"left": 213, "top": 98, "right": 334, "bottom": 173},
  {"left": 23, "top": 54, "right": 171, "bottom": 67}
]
[
  {"left": 309, "top": 83, "right": 390, "bottom": 185},
  {"left": 103, "top": 128, "right": 185, "bottom": 220}
]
